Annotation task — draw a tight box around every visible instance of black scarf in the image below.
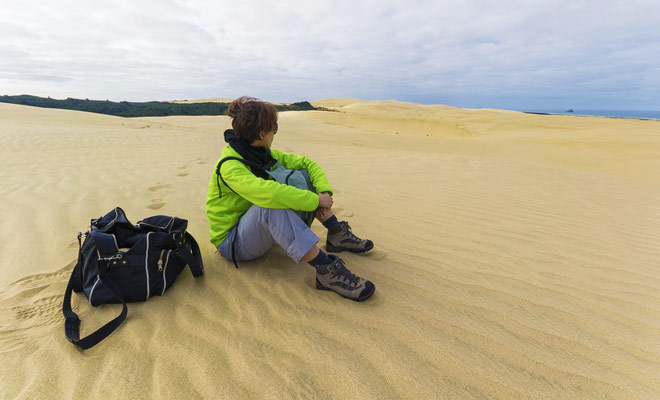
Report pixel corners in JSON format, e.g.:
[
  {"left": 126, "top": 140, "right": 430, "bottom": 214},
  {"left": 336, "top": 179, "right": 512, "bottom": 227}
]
[{"left": 223, "top": 129, "right": 275, "bottom": 179}]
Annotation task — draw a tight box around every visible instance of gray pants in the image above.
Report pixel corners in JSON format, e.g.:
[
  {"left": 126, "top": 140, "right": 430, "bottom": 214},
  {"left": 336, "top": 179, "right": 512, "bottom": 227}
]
[{"left": 217, "top": 205, "right": 319, "bottom": 264}]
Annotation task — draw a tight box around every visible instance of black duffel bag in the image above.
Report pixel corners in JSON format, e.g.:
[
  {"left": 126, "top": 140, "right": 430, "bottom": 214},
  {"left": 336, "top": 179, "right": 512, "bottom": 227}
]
[{"left": 62, "top": 207, "right": 204, "bottom": 349}]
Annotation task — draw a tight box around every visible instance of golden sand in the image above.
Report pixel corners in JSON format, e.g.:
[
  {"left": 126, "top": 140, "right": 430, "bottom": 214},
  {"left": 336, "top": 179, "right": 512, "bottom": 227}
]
[{"left": 1, "top": 100, "right": 659, "bottom": 399}]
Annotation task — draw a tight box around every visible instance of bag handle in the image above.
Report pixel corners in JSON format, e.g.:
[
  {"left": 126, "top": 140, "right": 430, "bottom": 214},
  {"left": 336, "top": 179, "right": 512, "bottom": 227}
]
[
  {"left": 62, "top": 269, "right": 127, "bottom": 350},
  {"left": 174, "top": 232, "right": 204, "bottom": 277},
  {"left": 91, "top": 231, "right": 119, "bottom": 258}
]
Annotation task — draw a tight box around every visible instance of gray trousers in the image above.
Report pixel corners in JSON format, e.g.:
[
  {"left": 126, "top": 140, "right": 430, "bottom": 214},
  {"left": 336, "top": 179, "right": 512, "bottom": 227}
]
[{"left": 217, "top": 205, "right": 319, "bottom": 264}]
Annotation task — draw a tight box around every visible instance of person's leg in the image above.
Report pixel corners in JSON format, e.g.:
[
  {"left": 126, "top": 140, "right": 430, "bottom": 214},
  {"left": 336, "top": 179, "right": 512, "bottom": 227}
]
[
  {"left": 316, "top": 207, "right": 374, "bottom": 253},
  {"left": 218, "top": 205, "right": 375, "bottom": 301},
  {"left": 301, "top": 245, "right": 320, "bottom": 262},
  {"left": 218, "top": 205, "right": 276, "bottom": 262},
  {"left": 313, "top": 208, "right": 376, "bottom": 300},
  {"left": 219, "top": 205, "right": 320, "bottom": 263}
]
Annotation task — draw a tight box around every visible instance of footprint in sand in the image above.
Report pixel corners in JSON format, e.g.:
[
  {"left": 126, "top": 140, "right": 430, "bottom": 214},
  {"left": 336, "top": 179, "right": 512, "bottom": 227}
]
[
  {"left": 332, "top": 207, "right": 353, "bottom": 219},
  {"left": 177, "top": 165, "right": 190, "bottom": 176},
  {"left": 11, "top": 268, "right": 70, "bottom": 290},
  {"left": 148, "top": 183, "right": 171, "bottom": 192},
  {"left": 13, "top": 296, "right": 62, "bottom": 325},
  {"left": 147, "top": 184, "right": 169, "bottom": 210},
  {"left": 148, "top": 199, "right": 166, "bottom": 210},
  {"left": 0, "top": 266, "right": 72, "bottom": 351}
]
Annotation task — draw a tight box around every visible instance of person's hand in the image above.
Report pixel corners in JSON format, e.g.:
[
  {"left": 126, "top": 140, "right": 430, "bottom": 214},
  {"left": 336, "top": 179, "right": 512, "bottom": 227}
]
[{"left": 318, "top": 192, "right": 333, "bottom": 208}]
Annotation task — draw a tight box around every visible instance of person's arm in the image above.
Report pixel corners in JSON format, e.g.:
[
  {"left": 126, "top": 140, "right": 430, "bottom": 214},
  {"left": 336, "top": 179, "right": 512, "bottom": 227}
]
[
  {"left": 220, "top": 159, "right": 319, "bottom": 211},
  {"left": 271, "top": 149, "right": 333, "bottom": 195}
]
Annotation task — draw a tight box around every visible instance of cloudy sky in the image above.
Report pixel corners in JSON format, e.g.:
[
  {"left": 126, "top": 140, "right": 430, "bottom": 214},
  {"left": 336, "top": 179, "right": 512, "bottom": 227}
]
[{"left": 1, "top": 0, "right": 659, "bottom": 110}]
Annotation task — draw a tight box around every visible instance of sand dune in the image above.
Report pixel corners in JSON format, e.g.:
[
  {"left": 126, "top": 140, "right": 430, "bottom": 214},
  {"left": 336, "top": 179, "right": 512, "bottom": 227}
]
[{"left": 1, "top": 100, "right": 659, "bottom": 399}]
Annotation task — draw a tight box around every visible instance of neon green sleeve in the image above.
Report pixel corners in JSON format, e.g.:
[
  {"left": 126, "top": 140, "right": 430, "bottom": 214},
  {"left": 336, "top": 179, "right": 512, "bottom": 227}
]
[{"left": 270, "top": 149, "right": 333, "bottom": 195}]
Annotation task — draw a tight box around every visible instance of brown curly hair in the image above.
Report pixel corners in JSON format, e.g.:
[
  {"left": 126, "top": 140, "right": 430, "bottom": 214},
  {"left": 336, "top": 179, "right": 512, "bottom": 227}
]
[{"left": 227, "top": 96, "right": 278, "bottom": 143}]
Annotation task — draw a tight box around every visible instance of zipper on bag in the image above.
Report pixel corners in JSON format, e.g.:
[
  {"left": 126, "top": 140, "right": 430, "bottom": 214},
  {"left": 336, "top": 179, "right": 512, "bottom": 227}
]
[
  {"left": 144, "top": 232, "right": 152, "bottom": 300},
  {"left": 88, "top": 275, "right": 101, "bottom": 305},
  {"left": 158, "top": 249, "right": 166, "bottom": 271},
  {"left": 161, "top": 250, "right": 171, "bottom": 295}
]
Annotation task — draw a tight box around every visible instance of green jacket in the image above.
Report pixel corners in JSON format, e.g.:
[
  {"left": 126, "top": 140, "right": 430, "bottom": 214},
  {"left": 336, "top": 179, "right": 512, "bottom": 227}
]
[{"left": 206, "top": 146, "right": 333, "bottom": 247}]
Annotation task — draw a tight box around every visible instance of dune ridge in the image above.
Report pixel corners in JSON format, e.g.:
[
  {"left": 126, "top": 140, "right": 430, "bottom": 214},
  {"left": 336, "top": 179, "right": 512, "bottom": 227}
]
[{"left": 1, "top": 100, "right": 659, "bottom": 399}]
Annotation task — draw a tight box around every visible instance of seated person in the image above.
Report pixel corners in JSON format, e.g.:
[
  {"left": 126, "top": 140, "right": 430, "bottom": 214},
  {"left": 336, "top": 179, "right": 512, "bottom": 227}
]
[{"left": 205, "top": 96, "right": 375, "bottom": 301}]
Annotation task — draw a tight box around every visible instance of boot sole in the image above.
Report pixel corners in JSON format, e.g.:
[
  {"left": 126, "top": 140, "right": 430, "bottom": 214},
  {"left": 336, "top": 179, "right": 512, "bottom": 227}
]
[
  {"left": 325, "top": 241, "right": 374, "bottom": 254},
  {"left": 316, "top": 278, "right": 375, "bottom": 302}
]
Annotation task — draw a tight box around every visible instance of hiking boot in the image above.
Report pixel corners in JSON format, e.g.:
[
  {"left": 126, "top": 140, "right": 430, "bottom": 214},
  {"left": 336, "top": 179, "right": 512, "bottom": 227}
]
[
  {"left": 315, "top": 255, "right": 375, "bottom": 301},
  {"left": 326, "top": 221, "right": 374, "bottom": 253}
]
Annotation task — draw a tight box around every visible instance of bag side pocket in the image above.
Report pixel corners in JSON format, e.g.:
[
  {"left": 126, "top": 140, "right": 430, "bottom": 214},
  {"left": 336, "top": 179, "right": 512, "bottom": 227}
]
[{"left": 161, "top": 251, "right": 187, "bottom": 295}]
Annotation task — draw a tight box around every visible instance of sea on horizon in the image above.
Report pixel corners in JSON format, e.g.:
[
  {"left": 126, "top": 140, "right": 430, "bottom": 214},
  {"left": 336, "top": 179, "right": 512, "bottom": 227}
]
[{"left": 520, "top": 109, "right": 660, "bottom": 120}]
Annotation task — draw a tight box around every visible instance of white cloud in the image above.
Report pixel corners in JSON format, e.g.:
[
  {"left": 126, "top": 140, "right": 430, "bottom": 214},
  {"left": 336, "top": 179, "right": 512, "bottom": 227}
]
[{"left": 1, "top": 0, "right": 659, "bottom": 108}]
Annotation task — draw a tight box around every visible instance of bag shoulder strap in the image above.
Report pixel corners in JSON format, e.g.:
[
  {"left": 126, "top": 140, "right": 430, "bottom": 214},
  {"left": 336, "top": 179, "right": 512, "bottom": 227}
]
[
  {"left": 173, "top": 231, "right": 204, "bottom": 277},
  {"left": 215, "top": 156, "right": 276, "bottom": 197},
  {"left": 62, "top": 270, "right": 127, "bottom": 350}
]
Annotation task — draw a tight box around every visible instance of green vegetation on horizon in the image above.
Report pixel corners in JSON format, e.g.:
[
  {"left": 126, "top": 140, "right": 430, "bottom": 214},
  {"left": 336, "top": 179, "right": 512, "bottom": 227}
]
[{"left": 0, "top": 95, "right": 316, "bottom": 117}]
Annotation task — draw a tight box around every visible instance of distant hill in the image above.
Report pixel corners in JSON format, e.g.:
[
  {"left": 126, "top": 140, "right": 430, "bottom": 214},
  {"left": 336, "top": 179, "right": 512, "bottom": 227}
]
[
  {"left": 168, "top": 98, "right": 236, "bottom": 104},
  {"left": 0, "top": 95, "right": 316, "bottom": 117}
]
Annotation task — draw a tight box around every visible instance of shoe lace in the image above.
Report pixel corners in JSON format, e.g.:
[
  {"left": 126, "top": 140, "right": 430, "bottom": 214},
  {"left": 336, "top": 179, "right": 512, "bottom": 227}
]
[
  {"left": 330, "top": 260, "right": 360, "bottom": 286},
  {"left": 342, "top": 222, "right": 360, "bottom": 242}
]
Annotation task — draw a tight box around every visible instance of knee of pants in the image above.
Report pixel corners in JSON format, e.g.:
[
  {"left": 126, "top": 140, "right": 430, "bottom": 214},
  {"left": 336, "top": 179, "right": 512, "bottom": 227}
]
[{"left": 258, "top": 207, "right": 299, "bottom": 224}]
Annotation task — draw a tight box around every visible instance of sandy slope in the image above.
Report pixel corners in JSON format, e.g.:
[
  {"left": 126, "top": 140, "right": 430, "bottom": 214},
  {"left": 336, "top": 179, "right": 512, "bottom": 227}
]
[{"left": 1, "top": 100, "right": 659, "bottom": 399}]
